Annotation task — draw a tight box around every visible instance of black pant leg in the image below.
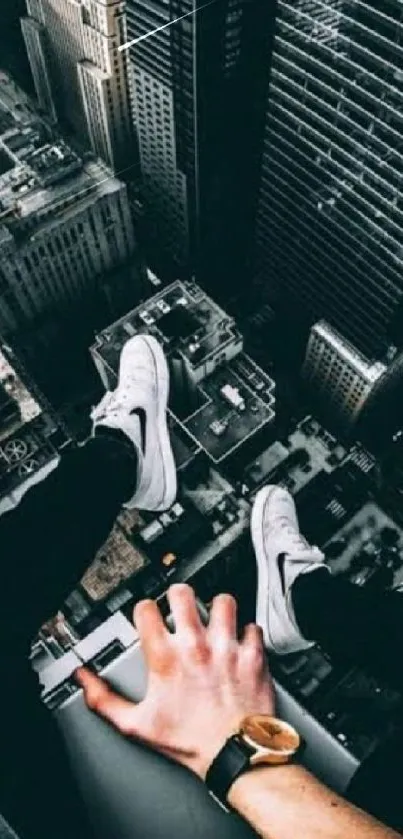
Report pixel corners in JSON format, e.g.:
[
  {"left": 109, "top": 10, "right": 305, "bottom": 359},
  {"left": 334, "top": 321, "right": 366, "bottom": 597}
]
[
  {"left": 346, "top": 728, "right": 403, "bottom": 833},
  {"left": 292, "top": 568, "right": 403, "bottom": 693},
  {"left": 292, "top": 569, "right": 403, "bottom": 831},
  {"left": 0, "top": 434, "right": 136, "bottom": 839},
  {"left": 0, "top": 662, "right": 95, "bottom": 839},
  {"left": 0, "top": 433, "right": 136, "bottom": 650}
]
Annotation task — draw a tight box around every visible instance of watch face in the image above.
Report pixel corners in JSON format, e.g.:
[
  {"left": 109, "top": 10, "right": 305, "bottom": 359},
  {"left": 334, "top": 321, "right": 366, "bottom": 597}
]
[{"left": 241, "top": 715, "right": 300, "bottom": 754}]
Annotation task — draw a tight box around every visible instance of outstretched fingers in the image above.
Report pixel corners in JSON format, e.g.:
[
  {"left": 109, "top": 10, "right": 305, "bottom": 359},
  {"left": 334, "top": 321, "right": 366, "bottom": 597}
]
[{"left": 75, "top": 667, "right": 140, "bottom": 737}]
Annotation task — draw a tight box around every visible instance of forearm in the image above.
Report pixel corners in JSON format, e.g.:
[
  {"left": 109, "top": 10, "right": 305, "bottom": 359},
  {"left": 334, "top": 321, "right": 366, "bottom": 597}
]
[{"left": 227, "top": 763, "right": 400, "bottom": 839}]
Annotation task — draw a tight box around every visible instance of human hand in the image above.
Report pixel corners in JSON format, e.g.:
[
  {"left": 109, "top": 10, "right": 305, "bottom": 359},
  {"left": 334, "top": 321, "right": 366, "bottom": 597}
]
[{"left": 75, "top": 584, "right": 275, "bottom": 780}]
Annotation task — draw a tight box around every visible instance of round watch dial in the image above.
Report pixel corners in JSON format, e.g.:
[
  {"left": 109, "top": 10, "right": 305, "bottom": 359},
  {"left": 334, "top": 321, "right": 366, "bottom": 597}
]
[{"left": 240, "top": 715, "right": 300, "bottom": 754}]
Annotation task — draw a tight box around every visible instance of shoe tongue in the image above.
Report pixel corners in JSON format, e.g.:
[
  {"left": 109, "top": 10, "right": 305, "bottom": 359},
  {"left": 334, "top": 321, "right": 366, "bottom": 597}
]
[
  {"left": 281, "top": 529, "right": 311, "bottom": 552},
  {"left": 91, "top": 390, "right": 115, "bottom": 420},
  {"left": 285, "top": 548, "right": 321, "bottom": 563}
]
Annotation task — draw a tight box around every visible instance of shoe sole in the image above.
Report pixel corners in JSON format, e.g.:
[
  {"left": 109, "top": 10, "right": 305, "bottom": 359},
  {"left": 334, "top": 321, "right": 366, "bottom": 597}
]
[
  {"left": 125, "top": 335, "right": 177, "bottom": 512},
  {"left": 251, "top": 486, "right": 279, "bottom": 651}
]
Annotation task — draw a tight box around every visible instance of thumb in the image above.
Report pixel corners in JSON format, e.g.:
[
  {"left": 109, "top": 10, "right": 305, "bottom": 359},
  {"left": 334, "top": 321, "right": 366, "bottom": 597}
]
[{"left": 75, "top": 667, "right": 139, "bottom": 736}]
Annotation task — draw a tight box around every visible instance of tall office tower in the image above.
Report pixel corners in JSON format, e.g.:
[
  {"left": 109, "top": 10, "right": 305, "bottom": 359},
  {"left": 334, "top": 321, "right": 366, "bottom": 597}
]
[
  {"left": 126, "top": 0, "right": 274, "bottom": 289},
  {"left": 21, "top": 0, "right": 134, "bottom": 173},
  {"left": 0, "top": 74, "right": 136, "bottom": 339},
  {"left": 302, "top": 321, "right": 386, "bottom": 436},
  {"left": 254, "top": 1, "right": 403, "bottom": 358}
]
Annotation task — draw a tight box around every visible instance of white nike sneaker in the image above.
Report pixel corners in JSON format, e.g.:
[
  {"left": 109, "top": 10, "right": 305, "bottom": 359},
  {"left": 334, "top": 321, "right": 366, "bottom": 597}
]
[
  {"left": 91, "top": 334, "right": 177, "bottom": 512},
  {"left": 251, "top": 485, "right": 328, "bottom": 655}
]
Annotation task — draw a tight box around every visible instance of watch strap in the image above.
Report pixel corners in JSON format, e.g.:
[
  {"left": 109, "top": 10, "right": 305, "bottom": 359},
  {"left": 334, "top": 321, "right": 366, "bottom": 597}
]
[{"left": 205, "top": 735, "right": 255, "bottom": 806}]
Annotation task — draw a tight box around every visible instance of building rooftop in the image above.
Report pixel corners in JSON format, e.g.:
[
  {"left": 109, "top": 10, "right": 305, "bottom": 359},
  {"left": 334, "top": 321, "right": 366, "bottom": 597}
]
[
  {"left": 92, "top": 280, "right": 242, "bottom": 378},
  {"left": 0, "top": 71, "right": 119, "bottom": 239},
  {"left": 0, "top": 156, "right": 120, "bottom": 238},
  {"left": 15, "top": 158, "right": 120, "bottom": 223},
  {"left": 175, "top": 355, "right": 275, "bottom": 464},
  {"left": 0, "top": 347, "right": 41, "bottom": 429},
  {"left": 245, "top": 415, "right": 347, "bottom": 498},
  {"left": 23, "top": 142, "right": 82, "bottom": 184},
  {"left": 0, "top": 346, "right": 67, "bottom": 512},
  {"left": 91, "top": 281, "right": 276, "bottom": 465},
  {"left": 323, "top": 501, "right": 403, "bottom": 586},
  {"left": 81, "top": 518, "right": 147, "bottom": 603}
]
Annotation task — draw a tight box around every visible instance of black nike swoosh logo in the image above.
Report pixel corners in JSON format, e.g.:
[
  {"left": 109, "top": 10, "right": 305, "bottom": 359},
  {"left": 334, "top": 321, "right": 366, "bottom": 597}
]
[
  {"left": 278, "top": 553, "right": 287, "bottom": 597},
  {"left": 130, "top": 407, "right": 147, "bottom": 455}
]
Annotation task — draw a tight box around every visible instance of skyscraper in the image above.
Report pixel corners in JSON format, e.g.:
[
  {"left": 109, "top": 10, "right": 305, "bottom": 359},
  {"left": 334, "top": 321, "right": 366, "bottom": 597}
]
[
  {"left": 0, "top": 73, "right": 136, "bottom": 339},
  {"left": 302, "top": 320, "right": 386, "bottom": 436},
  {"left": 254, "top": 1, "right": 403, "bottom": 358},
  {"left": 126, "top": 0, "right": 274, "bottom": 290},
  {"left": 21, "top": 0, "right": 134, "bottom": 173}
]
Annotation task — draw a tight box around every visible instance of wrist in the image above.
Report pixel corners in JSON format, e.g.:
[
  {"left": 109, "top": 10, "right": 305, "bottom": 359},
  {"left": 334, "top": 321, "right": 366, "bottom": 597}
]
[
  {"left": 227, "top": 762, "right": 301, "bottom": 813},
  {"left": 227, "top": 764, "right": 268, "bottom": 807}
]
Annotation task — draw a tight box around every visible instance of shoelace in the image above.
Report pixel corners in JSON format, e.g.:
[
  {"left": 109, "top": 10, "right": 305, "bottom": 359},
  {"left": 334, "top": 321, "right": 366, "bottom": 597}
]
[
  {"left": 264, "top": 514, "right": 313, "bottom": 554},
  {"left": 91, "top": 359, "right": 158, "bottom": 422}
]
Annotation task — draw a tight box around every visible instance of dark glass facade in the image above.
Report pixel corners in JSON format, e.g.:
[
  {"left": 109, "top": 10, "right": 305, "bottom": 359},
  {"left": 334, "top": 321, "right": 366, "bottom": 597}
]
[
  {"left": 127, "top": 0, "right": 274, "bottom": 300},
  {"left": 254, "top": 1, "right": 403, "bottom": 357}
]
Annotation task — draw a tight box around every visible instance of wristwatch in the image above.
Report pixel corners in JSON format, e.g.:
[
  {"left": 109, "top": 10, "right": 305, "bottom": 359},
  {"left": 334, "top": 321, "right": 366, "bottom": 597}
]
[{"left": 205, "top": 714, "right": 302, "bottom": 809}]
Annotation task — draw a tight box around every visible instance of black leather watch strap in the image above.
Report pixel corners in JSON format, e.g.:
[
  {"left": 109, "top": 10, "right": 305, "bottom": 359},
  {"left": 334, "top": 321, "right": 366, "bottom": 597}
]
[{"left": 205, "top": 735, "right": 255, "bottom": 806}]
